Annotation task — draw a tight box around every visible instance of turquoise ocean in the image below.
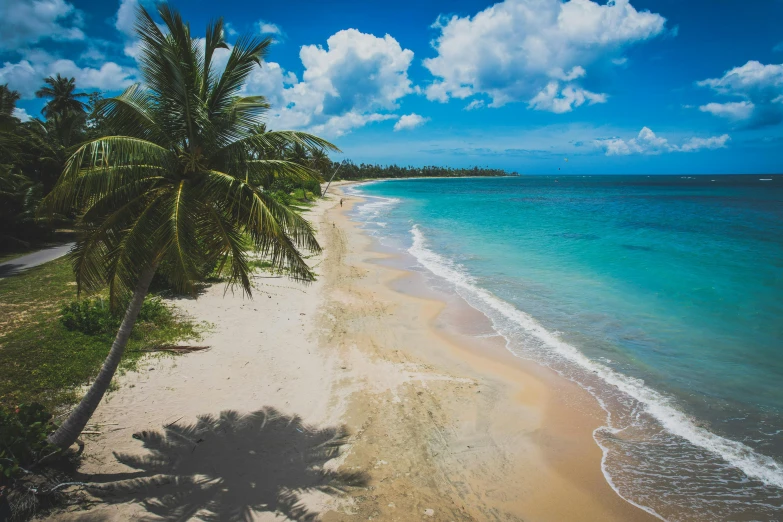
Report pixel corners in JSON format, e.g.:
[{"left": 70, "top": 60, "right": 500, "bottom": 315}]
[{"left": 347, "top": 175, "right": 783, "bottom": 521}]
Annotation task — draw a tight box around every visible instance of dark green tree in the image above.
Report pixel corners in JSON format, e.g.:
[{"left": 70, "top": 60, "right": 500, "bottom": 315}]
[{"left": 42, "top": 3, "right": 337, "bottom": 450}]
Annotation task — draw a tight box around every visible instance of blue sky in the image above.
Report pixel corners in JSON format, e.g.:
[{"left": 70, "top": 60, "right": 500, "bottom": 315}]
[{"left": 1, "top": 0, "right": 782, "bottom": 174}]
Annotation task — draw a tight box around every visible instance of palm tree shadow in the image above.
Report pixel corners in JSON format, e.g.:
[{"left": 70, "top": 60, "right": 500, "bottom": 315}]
[{"left": 88, "top": 408, "right": 368, "bottom": 521}]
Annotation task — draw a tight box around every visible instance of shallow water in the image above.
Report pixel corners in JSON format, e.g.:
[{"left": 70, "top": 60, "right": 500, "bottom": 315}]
[{"left": 348, "top": 175, "right": 783, "bottom": 521}]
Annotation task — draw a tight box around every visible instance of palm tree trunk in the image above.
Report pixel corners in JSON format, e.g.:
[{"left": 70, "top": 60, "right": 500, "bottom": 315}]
[{"left": 47, "top": 264, "right": 158, "bottom": 450}]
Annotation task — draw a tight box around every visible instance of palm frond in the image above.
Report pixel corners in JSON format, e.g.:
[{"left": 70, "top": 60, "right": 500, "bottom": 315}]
[{"left": 208, "top": 35, "right": 272, "bottom": 116}]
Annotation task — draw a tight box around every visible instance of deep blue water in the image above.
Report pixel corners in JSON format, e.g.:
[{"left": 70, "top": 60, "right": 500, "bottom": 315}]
[{"left": 349, "top": 175, "right": 783, "bottom": 521}]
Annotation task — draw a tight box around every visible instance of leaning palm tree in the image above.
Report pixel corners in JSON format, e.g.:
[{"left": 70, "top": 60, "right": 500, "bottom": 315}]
[{"left": 42, "top": 4, "right": 338, "bottom": 450}]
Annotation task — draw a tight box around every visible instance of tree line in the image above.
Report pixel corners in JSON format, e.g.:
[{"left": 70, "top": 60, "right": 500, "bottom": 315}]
[{"left": 330, "top": 161, "right": 514, "bottom": 180}]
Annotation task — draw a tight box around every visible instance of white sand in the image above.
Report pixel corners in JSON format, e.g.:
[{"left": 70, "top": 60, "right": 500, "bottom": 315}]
[{"left": 52, "top": 183, "right": 655, "bottom": 521}]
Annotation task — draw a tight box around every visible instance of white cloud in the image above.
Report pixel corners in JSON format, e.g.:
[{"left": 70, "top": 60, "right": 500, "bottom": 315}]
[
  {"left": 699, "top": 101, "right": 755, "bottom": 120},
  {"left": 258, "top": 21, "right": 283, "bottom": 36},
  {"left": 0, "top": 60, "right": 39, "bottom": 98},
  {"left": 464, "top": 99, "right": 485, "bottom": 110},
  {"left": 242, "top": 60, "right": 297, "bottom": 110},
  {"left": 423, "top": 0, "right": 666, "bottom": 111},
  {"left": 115, "top": 0, "right": 159, "bottom": 58},
  {"left": 528, "top": 81, "right": 607, "bottom": 113},
  {"left": 309, "top": 112, "right": 397, "bottom": 137},
  {"left": 243, "top": 28, "right": 415, "bottom": 136},
  {"left": 115, "top": 0, "right": 152, "bottom": 36},
  {"left": 53, "top": 60, "right": 136, "bottom": 91},
  {"left": 394, "top": 113, "right": 429, "bottom": 131},
  {"left": 13, "top": 108, "right": 31, "bottom": 122},
  {"left": 676, "top": 135, "right": 731, "bottom": 153},
  {"left": 596, "top": 127, "right": 730, "bottom": 156},
  {"left": 0, "top": 0, "right": 85, "bottom": 50},
  {"left": 80, "top": 46, "right": 107, "bottom": 64},
  {"left": 0, "top": 54, "right": 136, "bottom": 99},
  {"left": 698, "top": 61, "right": 783, "bottom": 127}
]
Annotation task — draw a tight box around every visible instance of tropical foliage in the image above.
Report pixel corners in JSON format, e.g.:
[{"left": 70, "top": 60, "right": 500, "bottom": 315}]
[
  {"left": 330, "top": 161, "right": 512, "bottom": 180},
  {"left": 32, "top": 3, "right": 341, "bottom": 450}
]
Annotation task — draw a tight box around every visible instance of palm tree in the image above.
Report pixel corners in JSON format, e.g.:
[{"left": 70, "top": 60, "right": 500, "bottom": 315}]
[
  {"left": 36, "top": 74, "right": 88, "bottom": 121},
  {"left": 309, "top": 148, "right": 331, "bottom": 176},
  {"left": 36, "top": 74, "right": 88, "bottom": 147},
  {"left": 42, "top": 4, "right": 338, "bottom": 450}
]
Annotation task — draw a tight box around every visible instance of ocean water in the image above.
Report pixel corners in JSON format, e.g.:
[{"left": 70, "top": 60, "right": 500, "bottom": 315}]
[{"left": 347, "top": 175, "right": 783, "bottom": 521}]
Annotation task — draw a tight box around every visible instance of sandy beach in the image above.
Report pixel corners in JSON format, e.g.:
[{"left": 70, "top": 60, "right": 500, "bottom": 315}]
[{"left": 53, "top": 183, "right": 657, "bottom": 521}]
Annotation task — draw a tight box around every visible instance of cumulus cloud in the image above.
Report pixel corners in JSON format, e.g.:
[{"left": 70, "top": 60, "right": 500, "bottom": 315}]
[
  {"left": 464, "top": 99, "right": 485, "bottom": 110},
  {"left": 677, "top": 135, "right": 731, "bottom": 153},
  {"left": 243, "top": 28, "right": 415, "bottom": 136},
  {"left": 393, "top": 113, "right": 429, "bottom": 131},
  {"left": 596, "top": 127, "right": 730, "bottom": 156},
  {"left": 258, "top": 21, "right": 284, "bottom": 36},
  {"left": 13, "top": 108, "right": 31, "bottom": 122},
  {"left": 423, "top": 0, "right": 666, "bottom": 111},
  {"left": 528, "top": 81, "right": 607, "bottom": 113},
  {"left": 699, "top": 101, "right": 754, "bottom": 120},
  {"left": 697, "top": 61, "right": 783, "bottom": 127},
  {"left": 115, "top": 0, "right": 159, "bottom": 58},
  {"left": 0, "top": 0, "right": 85, "bottom": 50},
  {"left": 309, "top": 113, "right": 397, "bottom": 137},
  {"left": 115, "top": 0, "right": 158, "bottom": 36},
  {"left": 0, "top": 53, "right": 136, "bottom": 99}
]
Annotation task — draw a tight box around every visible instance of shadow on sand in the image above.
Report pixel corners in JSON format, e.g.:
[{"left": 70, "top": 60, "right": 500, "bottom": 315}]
[{"left": 84, "top": 407, "right": 368, "bottom": 521}]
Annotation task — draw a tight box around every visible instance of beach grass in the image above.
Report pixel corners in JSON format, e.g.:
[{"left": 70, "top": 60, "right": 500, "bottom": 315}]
[{"left": 0, "top": 257, "right": 201, "bottom": 412}]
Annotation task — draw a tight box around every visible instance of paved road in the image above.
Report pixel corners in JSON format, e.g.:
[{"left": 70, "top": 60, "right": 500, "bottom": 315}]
[{"left": 0, "top": 243, "right": 75, "bottom": 278}]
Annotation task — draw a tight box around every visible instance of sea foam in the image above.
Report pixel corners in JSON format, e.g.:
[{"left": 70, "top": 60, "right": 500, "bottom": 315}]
[{"left": 408, "top": 224, "right": 783, "bottom": 492}]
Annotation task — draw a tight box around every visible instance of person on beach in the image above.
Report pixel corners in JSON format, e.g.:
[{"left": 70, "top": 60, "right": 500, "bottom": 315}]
[{"left": 340, "top": 198, "right": 344, "bottom": 207}]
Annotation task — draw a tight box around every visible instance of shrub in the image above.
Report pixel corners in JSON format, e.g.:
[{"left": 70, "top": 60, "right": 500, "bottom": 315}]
[
  {"left": 59, "top": 299, "right": 117, "bottom": 335},
  {"left": 60, "top": 297, "right": 172, "bottom": 335},
  {"left": 0, "top": 404, "right": 56, "bottom": 483},
  {"left": 137, "top": 297, "right": 167, "bottom": 323},
  {"left": 269, "top": 190, "right": 292, "bottom": 206}
]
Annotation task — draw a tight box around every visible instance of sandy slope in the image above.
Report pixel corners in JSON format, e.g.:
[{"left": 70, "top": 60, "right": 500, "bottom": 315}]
[{"left": 52, "top": 184, "right": 655, "bottom": 521}]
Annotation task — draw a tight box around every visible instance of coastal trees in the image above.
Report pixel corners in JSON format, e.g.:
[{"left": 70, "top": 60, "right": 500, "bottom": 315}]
[
  {"left": 0, "top": 85, "right": 42, "bottom": 247},
  {"left": 330, "top": 161, "right": 512, "bottom": 180},
  {"left": 42, "top": 3, "right": 337, "bottom": 450}
]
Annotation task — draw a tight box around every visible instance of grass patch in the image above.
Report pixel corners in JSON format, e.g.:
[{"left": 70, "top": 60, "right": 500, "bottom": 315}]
[
  {"left": 0, "top": 257, "right": 201, "bottom": 413},
  {"left": 248, "top": 259, "right": 275, "bottom": 271}
]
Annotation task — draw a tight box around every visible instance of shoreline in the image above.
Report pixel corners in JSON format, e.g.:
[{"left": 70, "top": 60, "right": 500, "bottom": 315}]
[
  {"left": 52, "top": 182, "right": 656, "bottom": 521},
  {"left": 331, "top": 186, "right": 656, "bottom": 521}
]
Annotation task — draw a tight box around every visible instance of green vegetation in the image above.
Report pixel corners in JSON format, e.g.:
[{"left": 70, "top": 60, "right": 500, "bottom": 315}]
[
  {"left": 0, "top": 257, "right": 199, "bottom": 412},
  {"left": 37, "top": 4, "right": 337, "bottom": 450},
  {"left": 329, "top": 162, "right": 514, "bottom": 180},
  {"left": 0, "top": 404, "right": 57, "bottom": 481}
]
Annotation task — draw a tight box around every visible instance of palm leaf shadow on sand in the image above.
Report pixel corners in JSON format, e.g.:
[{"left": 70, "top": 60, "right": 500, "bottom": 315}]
[{"left": 88, "top": 408, "right": 368, "bottom": 521}]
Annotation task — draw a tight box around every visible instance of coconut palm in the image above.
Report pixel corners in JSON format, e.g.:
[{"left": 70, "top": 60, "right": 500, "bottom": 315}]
[
  {"left": 35, "top": 75, "right": 88, "bottom": 148},
  {"left": 42, "top": 4, "right": 338, "bottom": 450},
  {"left": 309, "top": 148, "right": 332, "bottom": 176},
  {"left": 36, "top": 74, "right": 88, "bottom": 121}
]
